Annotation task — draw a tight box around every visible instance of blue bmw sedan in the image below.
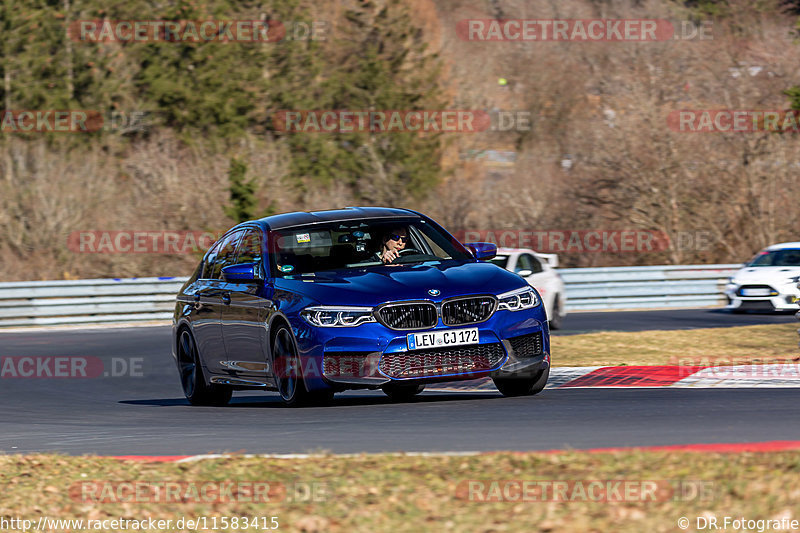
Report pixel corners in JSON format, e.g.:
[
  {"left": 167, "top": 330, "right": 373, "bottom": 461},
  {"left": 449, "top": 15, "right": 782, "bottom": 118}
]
[{"left": 172, "top": 207, "right": 550, "bottom": 406}]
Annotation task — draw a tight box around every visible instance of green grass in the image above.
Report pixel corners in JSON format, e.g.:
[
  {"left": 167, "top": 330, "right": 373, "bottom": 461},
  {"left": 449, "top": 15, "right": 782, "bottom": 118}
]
[
  {"left": 552, "top": 323, "right": 800, "bottom": 367},
  {"left": 1, "top": 452, "right": 799, "bottom": 532}
]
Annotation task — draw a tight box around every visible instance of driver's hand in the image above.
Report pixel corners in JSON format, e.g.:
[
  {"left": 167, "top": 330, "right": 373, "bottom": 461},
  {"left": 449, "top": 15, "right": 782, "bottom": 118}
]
[{"left": 381, "top": 249, "right": 399, "bottom": 263}]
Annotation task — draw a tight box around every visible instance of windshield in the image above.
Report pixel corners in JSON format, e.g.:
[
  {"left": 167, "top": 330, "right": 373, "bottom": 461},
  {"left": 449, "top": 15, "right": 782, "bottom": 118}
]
[
  {"left": 748, "top": 249, "right": 800, "bottom": 267},
  {"left": 269, "top": 218, "right": 472, "bottom": 277},
  {"left": 488, "top": 255, "right": 509, "bottom": 269}
]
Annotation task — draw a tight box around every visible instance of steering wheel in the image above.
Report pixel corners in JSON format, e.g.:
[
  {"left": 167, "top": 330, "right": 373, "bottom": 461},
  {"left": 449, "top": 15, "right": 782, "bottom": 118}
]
[{"left": 397, "top": 248, "right": 423, "bottom": 256}]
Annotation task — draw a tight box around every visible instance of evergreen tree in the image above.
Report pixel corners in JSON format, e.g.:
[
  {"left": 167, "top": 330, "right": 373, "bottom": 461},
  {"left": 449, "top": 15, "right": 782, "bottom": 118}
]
[
  {"left": 785, "top": 86, "right": 800, "bottom": 111},
  {"left": 271, "top": 0, "right": 447, "bottom": 205},
  {"left": 130, "top": 0, "right": 269, "bottom": 138},
  {"left": 224, "top": 157, "right": 258, "bottom": 223}
]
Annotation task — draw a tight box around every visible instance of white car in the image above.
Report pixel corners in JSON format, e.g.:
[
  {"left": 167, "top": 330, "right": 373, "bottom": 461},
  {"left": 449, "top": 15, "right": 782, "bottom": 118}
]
[
  {"left": 489, "top": 248, "right": 567, "bottom": 329},
  {"left": 725, "top": 242, "right": 800, "bottom": 313}
]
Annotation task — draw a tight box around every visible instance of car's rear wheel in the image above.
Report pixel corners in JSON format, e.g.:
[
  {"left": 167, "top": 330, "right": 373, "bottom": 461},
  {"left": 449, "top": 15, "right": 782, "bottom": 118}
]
[
  {"left": 177, "top": 329, "right": 232, "bottom": 406},
  {"left": 493, "top": 366, "right": 549, "bottom": 397},
  {"left": 381, "top": 383, "right": 425, "bottom": 401},
  {"left": 548, "top": 297, "right": 563, "bottom": 330},
  {"left": 272, "top": 324, "right": 333, "bottom": 407}
]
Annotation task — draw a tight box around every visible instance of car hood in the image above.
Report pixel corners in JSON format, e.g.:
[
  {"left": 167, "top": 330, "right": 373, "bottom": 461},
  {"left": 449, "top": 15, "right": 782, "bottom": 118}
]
[
  {"left": 273, "top": 261, "right": 527, "bottom": 306},
  {"left": 733, "top": 266, "right": 800, "bottom": 285}
]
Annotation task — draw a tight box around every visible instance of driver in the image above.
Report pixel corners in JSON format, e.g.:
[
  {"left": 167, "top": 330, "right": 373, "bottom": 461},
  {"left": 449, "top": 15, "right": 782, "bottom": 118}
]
[{"left": 378, "top": 227, "right": 408, "bottom": 264}]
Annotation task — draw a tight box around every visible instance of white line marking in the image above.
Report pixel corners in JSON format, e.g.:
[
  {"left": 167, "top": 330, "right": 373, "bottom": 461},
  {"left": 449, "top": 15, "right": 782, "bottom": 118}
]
[{"left": 175, "top": 451, "right": 483, "bottom": 462}]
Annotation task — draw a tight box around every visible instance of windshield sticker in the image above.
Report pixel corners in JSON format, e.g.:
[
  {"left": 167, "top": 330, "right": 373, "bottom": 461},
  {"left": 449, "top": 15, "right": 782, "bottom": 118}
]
[{"left": 296, "top": 233, "right": 311, "bottom": 243}]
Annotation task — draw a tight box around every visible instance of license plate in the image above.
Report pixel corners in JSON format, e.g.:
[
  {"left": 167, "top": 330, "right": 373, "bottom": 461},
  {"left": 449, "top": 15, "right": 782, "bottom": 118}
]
[
  {"left": 741, "top": 288, "right": 772, "bottom": 296},
  {"left": 407, "top": 328, "right": 479, "bottom": 350}
]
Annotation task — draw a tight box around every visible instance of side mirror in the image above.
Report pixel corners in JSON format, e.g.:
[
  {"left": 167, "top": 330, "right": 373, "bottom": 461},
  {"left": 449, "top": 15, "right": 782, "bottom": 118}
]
[
  {"left": 516, "top": 269, "right": 533, "bottom": 277},
  {"left": 465, "top": 242, "right": 497, "bottom": 261},
  {"left": 222, "top": 262, "right": 263, "bottom": 282}
]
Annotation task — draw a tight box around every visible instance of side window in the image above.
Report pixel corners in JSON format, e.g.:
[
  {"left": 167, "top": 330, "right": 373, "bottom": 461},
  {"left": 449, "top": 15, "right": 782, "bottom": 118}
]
[
  {"left": 201, "top": 239, "right": 223, "bottom": 279},
  {"left": 515, "top": 254, "right": 533, "bottom": 273},
  {"left": 414, "top": 227, "right": 447, "bottom": 258},
  {"left": 236, "top": 229, "right": 264, "bottom": 265},
  {"left": 529, "top": 255, "right": 544, "bottom": 274},
  {"left": 779, "top": 250, "right": 800, "bottom": 266},
  {"left": 209, "top": 231, "right": 244, "bottom": 280}
]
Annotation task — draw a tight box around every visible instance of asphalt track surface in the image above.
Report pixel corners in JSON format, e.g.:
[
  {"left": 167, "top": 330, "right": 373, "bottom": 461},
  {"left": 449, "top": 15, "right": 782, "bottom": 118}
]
[
  {"left": 1, "top": 308, "right": 799, "bottom": 455},
  {"left": 556, "top": 307, "right": 797, "bottom": 335}
]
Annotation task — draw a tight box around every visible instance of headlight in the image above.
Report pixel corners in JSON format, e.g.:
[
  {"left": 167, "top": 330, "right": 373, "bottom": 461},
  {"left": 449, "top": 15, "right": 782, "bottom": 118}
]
[
  {"left": 300, "top": 306, "right": 376, "bottom": 327},
  {"left": 497, "top": 286, "right": 540, "bottom": 311}
]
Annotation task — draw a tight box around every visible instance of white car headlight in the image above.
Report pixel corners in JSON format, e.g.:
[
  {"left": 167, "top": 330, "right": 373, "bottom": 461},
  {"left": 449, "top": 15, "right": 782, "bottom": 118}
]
[
  {"left": 497, "top": 286, "right": 540, "bottom": 311},
  {"left": 300, "top": 306, "right": 376, "bottom": 327}
]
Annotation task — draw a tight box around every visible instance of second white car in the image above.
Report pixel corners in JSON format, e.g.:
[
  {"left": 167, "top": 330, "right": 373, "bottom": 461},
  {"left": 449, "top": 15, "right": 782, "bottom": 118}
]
[
  {"left": 725, "top": 242, "right": 800, "bottom": 313},
  {"left": 490, "top": 248, "right": 567, "bottom": 329}
]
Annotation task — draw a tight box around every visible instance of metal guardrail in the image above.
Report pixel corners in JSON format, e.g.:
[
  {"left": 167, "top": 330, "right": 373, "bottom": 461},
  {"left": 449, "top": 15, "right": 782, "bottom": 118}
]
[
  {"left": 0, "top": 277, "right": 187, "bottom": 327},
  {"left": 0, "top": 264, "right": 742, "bottom": 327},
  {"left": 559, "top": 264, "right": 741, "bottom": 310}
]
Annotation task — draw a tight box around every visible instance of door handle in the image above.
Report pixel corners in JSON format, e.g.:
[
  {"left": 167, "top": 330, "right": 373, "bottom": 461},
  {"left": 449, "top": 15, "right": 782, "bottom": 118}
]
[{"left": 222, "top": 293, "right": 231, "bottom": 305}]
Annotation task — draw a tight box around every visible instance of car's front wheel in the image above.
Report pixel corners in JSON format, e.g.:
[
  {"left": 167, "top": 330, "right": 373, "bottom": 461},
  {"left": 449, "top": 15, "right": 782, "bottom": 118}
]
[
  {"left": 381, "top": 383, "right": 425, "bottom": 401},
  {"left": 272, "top": 324, "right": 333, "bottom": 407},
  {"left": 493, "top": 366, "right": 549, "bottom": 397},
  {"left": 548, "top": 297, "right": 563, "bottom": 330},
  {"left": 177, "top": 329, "right": 232, "bottom": 406}
]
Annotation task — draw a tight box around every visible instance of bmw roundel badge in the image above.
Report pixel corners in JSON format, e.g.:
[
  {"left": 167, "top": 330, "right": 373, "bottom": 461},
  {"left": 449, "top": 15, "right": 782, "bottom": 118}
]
[{"left": 428, "top": 289, "right": 440, "bottom": 296}]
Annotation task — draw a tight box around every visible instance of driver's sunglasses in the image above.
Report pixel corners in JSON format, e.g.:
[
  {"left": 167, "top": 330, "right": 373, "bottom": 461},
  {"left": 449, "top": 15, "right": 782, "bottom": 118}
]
[{"left": 390, "top": 234, "right": 408, "bottom": 243}]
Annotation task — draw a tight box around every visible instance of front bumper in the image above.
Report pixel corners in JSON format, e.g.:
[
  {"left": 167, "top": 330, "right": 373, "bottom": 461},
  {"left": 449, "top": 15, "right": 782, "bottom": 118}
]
[
  {"left": 292, "top": 307, "right": 550, "bottom": 390},
  {"left": 725, "top": 284, "right": 800, "bottom": 311}
]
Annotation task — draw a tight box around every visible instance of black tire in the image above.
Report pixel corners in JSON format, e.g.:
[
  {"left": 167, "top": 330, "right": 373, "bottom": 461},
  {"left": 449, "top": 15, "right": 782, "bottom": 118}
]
[
  {"left": 493, "top": 366, "right": 549, "bottom": 397},
  {"left": 381, "top": 383, "right": 425, "bottom": 402},
  {"left": 272, "top": 324, "right": 333, "bottom": 407},
  {"left": 548, "top": 297, "right": 563, "bottom": 330},
  {"left": 177, "top": 329, "right": 232, "bottom": 406}
]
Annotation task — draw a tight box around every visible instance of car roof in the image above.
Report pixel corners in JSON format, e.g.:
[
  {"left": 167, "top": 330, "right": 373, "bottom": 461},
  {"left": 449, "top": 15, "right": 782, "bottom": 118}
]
[
  {"left": 247, "top": 207, "right": 421, "bottom": 231},
  {"left": 765, "top": 242, "right": 800, "bottom": 250}
]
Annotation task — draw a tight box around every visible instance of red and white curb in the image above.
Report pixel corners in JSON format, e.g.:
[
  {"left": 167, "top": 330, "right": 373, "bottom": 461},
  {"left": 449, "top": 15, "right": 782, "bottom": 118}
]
[
  {"left": 427, "top": 364, "right": 800, "bottom": 392},
  {"left": 673, "top": 364, "right": 800, "bottom": 388}
]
